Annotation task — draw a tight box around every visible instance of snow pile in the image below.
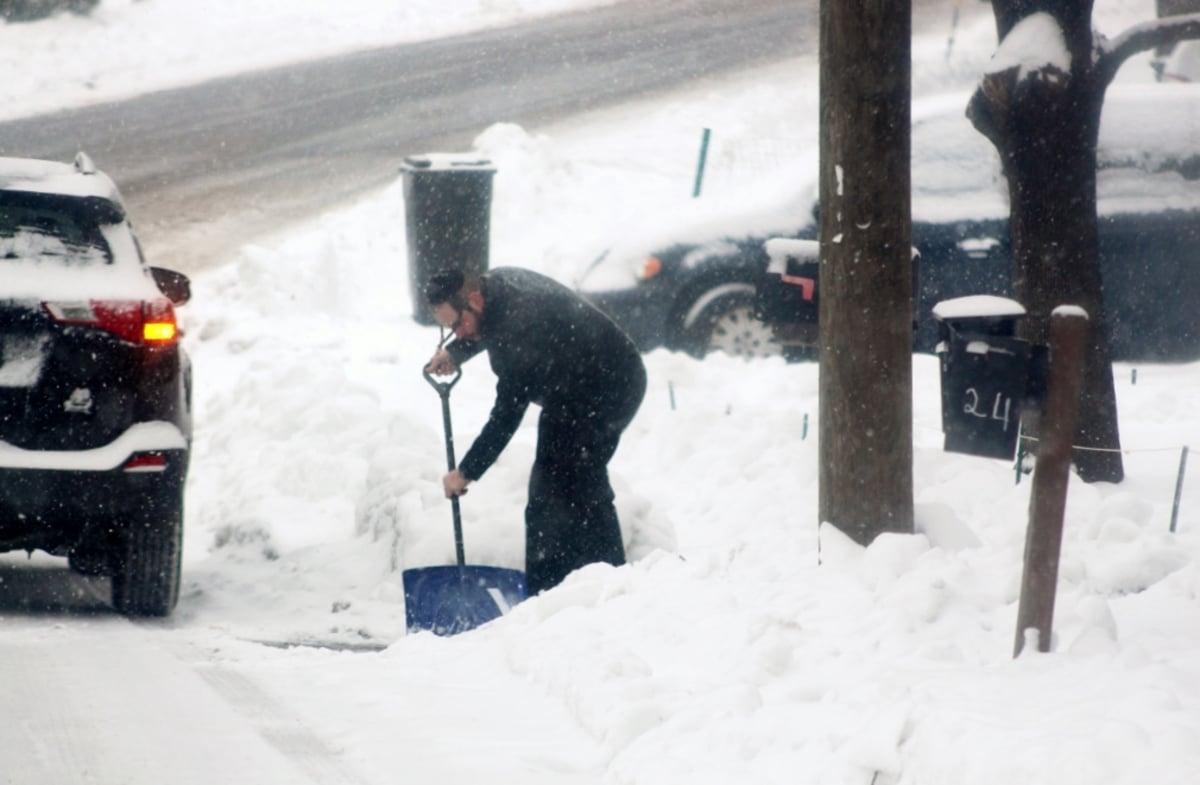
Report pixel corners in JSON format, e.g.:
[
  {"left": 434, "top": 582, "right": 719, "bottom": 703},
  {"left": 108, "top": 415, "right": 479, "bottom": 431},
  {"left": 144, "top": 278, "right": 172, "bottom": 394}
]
[{"left": 175, "top": 116, "right": 1200, "bottom": 781}]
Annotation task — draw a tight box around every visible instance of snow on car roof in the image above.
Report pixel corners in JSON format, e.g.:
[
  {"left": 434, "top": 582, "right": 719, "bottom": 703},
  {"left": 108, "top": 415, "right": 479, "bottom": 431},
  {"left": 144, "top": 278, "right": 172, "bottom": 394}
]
[
  {"left": 1099, "top": 83, "right": 1200, "bottom": 168},
  {"left": 0, "top": 159, "right": 156, "bottom": 301},
  {"left": 913, "top": 82, "right": 1200, "bottom": 222},
  {"left": 711, "top": 84, "right": 1199, "bottom": 232},
  {"left": 580, "top": 82, "right": 1200, "bottom": 287},
  {"left": 0, "top": 223, "right": 160, "bottom": 301},
  {"left": 0, "top": 155, "right": 126, "bottom": 211}
]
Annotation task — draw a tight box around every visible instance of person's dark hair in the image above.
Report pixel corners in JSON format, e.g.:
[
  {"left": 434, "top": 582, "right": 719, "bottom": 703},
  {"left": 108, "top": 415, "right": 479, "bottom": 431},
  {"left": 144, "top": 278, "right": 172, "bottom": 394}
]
[{"left": 425, "top": 270, "right": 465, "bottom": 307}]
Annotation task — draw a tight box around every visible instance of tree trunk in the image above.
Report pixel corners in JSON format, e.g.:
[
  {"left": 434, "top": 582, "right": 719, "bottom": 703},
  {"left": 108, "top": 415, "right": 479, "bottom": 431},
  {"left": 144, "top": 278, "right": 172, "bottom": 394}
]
[
  {"left": 818, "top": 0, "right": 914, "bottom": 545},
  {"left": 969, "top": 3, "right": 1125, "bottom": 483}
]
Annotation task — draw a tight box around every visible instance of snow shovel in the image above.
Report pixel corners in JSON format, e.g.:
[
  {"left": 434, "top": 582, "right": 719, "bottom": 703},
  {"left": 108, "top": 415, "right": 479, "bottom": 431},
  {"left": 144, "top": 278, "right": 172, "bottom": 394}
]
[{"left": 402, "top": 367, "right": 527, "bottom": 636}]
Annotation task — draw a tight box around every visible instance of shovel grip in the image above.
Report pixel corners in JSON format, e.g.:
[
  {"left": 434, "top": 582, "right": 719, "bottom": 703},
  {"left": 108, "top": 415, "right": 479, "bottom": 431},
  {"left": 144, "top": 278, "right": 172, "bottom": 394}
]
[{"left": 423, "top": 366, "right": 462, "bottom": 398}]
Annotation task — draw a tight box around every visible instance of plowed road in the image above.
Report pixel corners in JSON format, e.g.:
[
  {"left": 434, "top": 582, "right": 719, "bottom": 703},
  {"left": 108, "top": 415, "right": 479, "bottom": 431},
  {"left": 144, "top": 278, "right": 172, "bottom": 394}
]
[{"left": 0, "top": 0, "right": 816, "bottom": 273}]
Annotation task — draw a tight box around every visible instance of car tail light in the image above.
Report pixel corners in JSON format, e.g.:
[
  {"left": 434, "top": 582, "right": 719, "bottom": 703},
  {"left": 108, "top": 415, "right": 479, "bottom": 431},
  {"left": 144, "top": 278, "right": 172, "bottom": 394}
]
[
  {"left": 123, "top": 452, "right": 168, "bottom": 473},
  {"left": 44, "top": 298, "right": 179, "bottom": 344},
  {"left": 141, "top": 298, "right": 178, "bottom": 342}
]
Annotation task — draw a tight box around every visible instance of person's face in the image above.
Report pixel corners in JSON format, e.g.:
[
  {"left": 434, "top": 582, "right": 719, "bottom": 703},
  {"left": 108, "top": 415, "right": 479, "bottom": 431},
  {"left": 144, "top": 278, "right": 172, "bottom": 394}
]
[{"left": 432, "top": 299, "right": 482, "bottom": 342}]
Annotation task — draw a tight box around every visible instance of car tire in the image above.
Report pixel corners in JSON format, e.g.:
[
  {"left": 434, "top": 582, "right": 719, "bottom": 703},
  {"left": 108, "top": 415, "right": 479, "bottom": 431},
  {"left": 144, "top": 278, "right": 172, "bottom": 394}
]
[
  {"left": 110, "top": 485, "right": 183, "bottom": 617},
  {"left": 680, "top": 283, "right": 783, "bottom": 360}
]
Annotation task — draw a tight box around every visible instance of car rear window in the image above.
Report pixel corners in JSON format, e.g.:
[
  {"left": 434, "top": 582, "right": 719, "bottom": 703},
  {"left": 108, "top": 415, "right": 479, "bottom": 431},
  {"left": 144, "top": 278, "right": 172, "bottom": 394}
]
[{"left": 0, "top": 195, "right": 112, "bottom": 266}]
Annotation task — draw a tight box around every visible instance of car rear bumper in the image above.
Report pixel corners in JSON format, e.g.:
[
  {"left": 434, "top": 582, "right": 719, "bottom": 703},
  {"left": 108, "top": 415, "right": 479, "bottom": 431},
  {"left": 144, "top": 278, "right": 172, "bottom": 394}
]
[
  {"left": 0, "top": 421, "right": 186, "bottom": 471},
  {"left": 0, "top": 421, "right": 188, "bottom": 553}
]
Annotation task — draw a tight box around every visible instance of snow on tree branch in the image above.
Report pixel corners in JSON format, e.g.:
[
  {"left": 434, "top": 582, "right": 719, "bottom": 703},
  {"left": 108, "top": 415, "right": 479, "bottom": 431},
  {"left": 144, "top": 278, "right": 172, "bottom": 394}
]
[{"left": 987, "top": 12, "right": 1071, "bottom": 80}]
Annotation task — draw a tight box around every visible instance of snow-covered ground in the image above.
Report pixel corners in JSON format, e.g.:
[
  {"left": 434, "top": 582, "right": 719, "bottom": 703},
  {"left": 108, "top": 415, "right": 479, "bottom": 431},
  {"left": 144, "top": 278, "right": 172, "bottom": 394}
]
[{"left": 4, "top": 1, "right": 1200, "bottom": 784}]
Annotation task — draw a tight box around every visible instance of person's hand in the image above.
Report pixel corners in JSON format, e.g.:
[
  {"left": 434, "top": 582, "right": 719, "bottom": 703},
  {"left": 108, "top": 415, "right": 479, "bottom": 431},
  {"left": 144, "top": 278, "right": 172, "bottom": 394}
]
[
  {"left": 426, "top": 348, "right": 458, "bottom": 377},
  {"left": 442, "top": 469, "right": 470, "bottom": 498}
]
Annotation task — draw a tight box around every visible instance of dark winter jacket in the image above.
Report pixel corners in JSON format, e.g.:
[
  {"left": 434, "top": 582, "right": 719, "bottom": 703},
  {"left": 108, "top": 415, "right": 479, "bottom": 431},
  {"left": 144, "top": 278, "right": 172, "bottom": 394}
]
[{"left": 446, "top": 267, "right": 645, "bottom": 481}]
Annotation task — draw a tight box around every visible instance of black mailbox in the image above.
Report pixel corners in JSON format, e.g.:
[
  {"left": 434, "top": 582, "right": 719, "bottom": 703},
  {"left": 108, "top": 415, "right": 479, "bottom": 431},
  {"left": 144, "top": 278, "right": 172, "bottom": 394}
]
[
  {"left": 757, "top": 238, "right": 820, "bottom": 324},
  {"left": 757, "top": 237, "right": 921, "bottom": 357},
  {"left": 756, "top": 238, "right": 821, "bottom": 354},
  {"left": 933, "top": 296, "right": 1031, "bottom": 460}
]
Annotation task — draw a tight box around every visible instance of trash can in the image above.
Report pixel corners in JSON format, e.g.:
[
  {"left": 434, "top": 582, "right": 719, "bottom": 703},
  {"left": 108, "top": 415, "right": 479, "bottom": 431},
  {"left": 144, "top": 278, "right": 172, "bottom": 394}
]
[
  {"left": 932, "top": 295, "right": 1031, "bottom": 460},
  {"left": 400, "top": 154, "right": 496, "bottom": 325}
]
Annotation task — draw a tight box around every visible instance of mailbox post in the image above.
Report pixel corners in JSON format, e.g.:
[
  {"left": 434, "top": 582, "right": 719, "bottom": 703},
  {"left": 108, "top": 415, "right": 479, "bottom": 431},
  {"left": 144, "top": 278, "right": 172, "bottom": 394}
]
[
  {"left": 932, "top": 296, "right": 1031, "bottom": 460},
  {"left": 934, "top": 297, "right": 1093, "bottom": 656},
  {"left": 1013, "top": 306, "right": 1090, "bottom": 656}
]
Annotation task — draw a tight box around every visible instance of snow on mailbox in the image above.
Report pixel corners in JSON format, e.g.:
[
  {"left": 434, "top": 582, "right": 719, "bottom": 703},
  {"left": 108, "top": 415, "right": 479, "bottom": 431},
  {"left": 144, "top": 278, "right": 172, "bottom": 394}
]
[{"left": 933, "top": 295, "right": 1031, "bottom": 460}]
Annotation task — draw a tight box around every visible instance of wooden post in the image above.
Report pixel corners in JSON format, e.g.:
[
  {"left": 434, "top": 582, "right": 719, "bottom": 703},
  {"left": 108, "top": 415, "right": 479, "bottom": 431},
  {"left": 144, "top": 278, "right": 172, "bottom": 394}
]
[{"left": 1013, "top": 306, "right": 1089, "bottom": 657}]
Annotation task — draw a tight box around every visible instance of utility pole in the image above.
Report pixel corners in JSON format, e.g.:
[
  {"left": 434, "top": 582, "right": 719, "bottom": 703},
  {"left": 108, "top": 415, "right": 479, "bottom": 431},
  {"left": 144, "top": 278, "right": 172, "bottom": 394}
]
[{"left": 818, "top": 0, "right": 915, "bottom": 545}]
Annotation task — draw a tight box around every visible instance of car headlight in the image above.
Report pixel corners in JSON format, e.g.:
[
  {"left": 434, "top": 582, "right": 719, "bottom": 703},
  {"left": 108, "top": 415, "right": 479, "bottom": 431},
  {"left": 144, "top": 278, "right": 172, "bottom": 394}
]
[{"left": 638, "top": 256, "right": 663, "bottom": 282}]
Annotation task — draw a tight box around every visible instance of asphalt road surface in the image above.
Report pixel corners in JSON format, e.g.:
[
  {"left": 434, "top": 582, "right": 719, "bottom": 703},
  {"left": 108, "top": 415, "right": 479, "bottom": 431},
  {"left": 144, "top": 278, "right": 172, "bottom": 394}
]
[{"left": 0, "top": 0, "right": 823, "bottom": 273}]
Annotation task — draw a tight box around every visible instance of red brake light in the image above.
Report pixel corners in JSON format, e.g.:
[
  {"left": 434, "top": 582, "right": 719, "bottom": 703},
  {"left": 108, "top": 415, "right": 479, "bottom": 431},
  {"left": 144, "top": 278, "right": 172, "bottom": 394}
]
[
  {"left": 123, "top": 452, "right": 168, "bottom": 473},
  {"left": 45, "top": 298, "right": 178, "bottom": 344}
]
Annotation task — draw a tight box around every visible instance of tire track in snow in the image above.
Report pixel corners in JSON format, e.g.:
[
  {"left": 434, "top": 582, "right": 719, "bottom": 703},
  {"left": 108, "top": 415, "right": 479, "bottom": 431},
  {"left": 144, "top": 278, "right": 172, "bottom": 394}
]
[{"left": 194, "top": 664, "right": 381, "bottom": 785}]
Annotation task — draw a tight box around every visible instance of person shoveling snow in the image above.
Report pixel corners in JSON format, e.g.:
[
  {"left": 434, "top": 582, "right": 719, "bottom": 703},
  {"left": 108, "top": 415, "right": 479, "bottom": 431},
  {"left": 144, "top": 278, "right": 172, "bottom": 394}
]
[{"left": 423, "top": 267, "right": 646, "bottom": 595}]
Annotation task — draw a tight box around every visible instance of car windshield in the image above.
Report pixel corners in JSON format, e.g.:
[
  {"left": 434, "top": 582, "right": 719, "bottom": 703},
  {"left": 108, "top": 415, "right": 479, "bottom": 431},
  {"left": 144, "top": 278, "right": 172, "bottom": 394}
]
[{"left": 0, "top": 196, "right": 111, "bottom": 266}]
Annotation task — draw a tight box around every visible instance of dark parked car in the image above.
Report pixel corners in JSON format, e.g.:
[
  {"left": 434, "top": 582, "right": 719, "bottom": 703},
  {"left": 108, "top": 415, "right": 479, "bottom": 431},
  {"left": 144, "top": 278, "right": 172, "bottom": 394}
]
[
  {"left": 578, "top": 84, "right": 1200, "bottom": 362},
  {"left": 0, "top": 153, "right": 192, "bottom": 616}
]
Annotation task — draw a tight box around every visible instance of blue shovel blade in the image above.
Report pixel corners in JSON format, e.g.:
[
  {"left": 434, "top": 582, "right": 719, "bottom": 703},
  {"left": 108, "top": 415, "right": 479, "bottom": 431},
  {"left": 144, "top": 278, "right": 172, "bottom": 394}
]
[{"left": 402, "top": 564, "right": 527, "bottom": 636}]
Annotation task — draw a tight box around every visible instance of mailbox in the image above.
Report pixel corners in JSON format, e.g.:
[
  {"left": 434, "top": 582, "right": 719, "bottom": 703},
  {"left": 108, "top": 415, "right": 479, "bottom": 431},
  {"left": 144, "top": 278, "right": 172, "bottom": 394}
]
[
  {"left": 758, "top": 238, "right": 820, "bottom": 324},
  {"left": 757, "top": 237, "right": 921, "bottom": 357},
  {"left": 933, "top": 296, "right": 1031, "bottom": 460}
]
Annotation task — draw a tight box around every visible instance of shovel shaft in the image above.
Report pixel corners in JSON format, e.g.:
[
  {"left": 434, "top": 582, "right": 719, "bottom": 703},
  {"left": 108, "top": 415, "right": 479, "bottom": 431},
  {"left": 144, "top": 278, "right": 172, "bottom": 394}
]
[
  {"left": 437, "top": 386, "right": 458, "bottom": 471},
  {"left": 441, "top": 393, "right": 467, "bottom": 567}
]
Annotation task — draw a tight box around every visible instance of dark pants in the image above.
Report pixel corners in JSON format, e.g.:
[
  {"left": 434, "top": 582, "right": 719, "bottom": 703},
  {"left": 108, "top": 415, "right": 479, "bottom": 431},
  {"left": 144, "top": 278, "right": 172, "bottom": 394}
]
[{"left": 525, "top": 368, "right": 646, "bottom": 595}]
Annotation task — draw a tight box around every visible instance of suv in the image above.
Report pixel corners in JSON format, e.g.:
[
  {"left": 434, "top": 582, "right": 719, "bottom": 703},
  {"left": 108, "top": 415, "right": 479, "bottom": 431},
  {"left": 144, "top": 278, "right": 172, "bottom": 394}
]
[{"left": 0, "top": 153, "right": 192, "bottom": 616}]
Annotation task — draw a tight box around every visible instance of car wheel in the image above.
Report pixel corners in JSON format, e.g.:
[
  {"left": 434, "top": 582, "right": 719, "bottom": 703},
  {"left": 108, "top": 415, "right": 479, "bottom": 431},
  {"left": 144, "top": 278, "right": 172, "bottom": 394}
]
[
  {"left": 680, "top": 283, "right": 783, "bottom": 360},
  {"left": 110, "top": 486, "right": 183, "bottom": 617}
]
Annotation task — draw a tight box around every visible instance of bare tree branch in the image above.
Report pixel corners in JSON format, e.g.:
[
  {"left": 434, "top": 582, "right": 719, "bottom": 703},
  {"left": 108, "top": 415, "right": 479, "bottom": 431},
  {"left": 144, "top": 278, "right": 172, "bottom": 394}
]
[{"left": 1099, "top": 13, "right": 1200, "bottom": 84}]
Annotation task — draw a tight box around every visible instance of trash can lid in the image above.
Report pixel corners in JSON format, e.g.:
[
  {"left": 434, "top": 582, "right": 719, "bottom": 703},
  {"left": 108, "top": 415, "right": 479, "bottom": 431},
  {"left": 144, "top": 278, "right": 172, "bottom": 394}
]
[{"left": 401, "top": 154, "right": 495, "bottom": 172}]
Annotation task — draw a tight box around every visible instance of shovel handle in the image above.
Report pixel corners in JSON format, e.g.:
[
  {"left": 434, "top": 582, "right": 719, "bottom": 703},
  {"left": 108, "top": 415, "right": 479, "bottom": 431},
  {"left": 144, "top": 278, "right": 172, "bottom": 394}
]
[{"left": 423, "top": 365, "right": 467, "bottom": 567}]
